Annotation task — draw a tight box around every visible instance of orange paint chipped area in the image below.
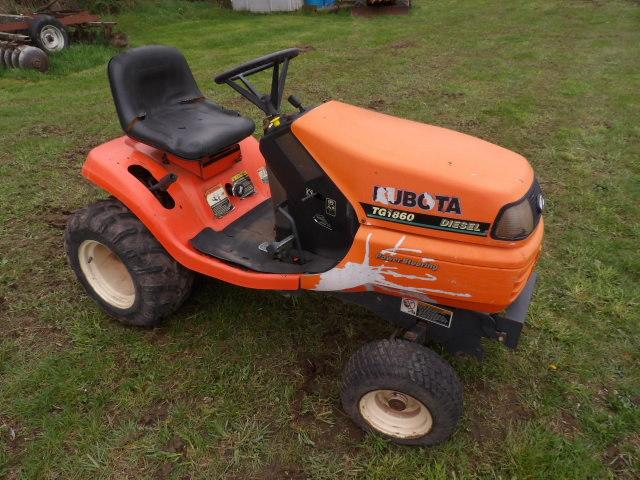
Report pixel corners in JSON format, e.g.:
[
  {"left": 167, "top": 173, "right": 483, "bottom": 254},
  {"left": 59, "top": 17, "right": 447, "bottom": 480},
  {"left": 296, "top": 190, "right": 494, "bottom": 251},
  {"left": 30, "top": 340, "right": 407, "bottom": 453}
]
[
  {"left": 292, "top": 101, "right": 535, "bottom": 247},
  {"left": 82, "top": 136, "right": 300, "bottom": 290},
  {"left": 301, "top": 222, "right": 543, "bottom": 313}
]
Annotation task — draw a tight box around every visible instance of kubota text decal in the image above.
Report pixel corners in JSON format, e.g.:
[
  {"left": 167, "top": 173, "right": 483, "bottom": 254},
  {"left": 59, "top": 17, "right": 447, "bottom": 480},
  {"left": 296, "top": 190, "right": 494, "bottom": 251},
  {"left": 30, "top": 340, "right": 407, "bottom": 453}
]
[{"left": 373, "top": 186, "right": 462, "bottom": 215}]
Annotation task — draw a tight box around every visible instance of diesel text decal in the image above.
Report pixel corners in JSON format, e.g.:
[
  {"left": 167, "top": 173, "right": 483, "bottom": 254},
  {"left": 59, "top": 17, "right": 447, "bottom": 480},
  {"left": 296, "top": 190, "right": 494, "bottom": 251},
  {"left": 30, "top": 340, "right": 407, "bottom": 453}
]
[{"left": 361, "top": 203, "right": 490, "bottom": 236}]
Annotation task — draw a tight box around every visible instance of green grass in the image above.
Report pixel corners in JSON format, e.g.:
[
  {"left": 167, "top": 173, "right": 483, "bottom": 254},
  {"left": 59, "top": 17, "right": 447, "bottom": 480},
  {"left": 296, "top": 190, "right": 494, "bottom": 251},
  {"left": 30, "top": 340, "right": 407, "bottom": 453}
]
[{"left": 1, "top": 1, "right": 639, "bottom": 478}]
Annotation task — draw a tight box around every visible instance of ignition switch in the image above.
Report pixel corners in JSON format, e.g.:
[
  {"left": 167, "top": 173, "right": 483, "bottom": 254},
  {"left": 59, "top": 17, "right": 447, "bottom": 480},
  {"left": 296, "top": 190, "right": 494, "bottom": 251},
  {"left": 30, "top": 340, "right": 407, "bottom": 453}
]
[{"left": 226, "top": 171, "right": 255, "bottom": 198}]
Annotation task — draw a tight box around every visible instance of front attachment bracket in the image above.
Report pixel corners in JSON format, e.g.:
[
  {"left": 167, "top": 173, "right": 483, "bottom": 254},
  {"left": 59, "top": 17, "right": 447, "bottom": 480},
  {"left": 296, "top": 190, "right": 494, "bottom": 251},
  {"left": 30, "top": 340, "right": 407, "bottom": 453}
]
[{"left": 334, "top": 274, "right": 538, "bottom": 360}]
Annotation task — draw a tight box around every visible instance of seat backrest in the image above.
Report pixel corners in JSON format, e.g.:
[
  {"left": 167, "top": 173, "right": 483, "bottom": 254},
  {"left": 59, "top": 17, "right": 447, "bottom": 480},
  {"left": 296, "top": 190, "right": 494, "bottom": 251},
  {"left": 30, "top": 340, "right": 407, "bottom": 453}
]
[{"left": 108, "top": 45, "right": 203, "bottom": 133}]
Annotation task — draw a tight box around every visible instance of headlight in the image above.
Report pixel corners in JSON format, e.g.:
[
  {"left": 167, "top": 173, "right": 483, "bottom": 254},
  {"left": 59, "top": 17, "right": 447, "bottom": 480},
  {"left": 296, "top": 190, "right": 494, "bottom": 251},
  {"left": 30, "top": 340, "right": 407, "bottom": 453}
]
[{"left": 492, "top": 180, "right": 543, "bottom": 241}]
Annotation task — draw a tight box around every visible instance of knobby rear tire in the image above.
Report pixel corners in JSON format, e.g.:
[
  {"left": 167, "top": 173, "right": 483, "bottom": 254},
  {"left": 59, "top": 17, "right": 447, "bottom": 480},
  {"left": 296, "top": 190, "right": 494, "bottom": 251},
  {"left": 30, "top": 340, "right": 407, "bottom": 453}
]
[{"left": 64, "top": 198, "right": 194, "bottom": 326}]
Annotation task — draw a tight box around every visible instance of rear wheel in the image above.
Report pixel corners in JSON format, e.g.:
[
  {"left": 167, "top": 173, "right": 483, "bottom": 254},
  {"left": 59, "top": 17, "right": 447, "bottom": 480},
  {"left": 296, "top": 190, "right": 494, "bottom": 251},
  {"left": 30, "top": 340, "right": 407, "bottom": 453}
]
[
  {"left": 341, "top": 339, "right": 463, "bottom": 446},
  {"left": 65, "top": 199, "right": 194, "bottom": 326}
]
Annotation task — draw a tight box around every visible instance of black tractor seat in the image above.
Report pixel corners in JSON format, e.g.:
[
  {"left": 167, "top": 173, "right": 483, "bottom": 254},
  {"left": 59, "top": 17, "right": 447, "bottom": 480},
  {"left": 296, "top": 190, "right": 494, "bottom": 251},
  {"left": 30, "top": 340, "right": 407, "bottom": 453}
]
[{"left": 108, "top": 45, "right": 255, "bottom": 160}]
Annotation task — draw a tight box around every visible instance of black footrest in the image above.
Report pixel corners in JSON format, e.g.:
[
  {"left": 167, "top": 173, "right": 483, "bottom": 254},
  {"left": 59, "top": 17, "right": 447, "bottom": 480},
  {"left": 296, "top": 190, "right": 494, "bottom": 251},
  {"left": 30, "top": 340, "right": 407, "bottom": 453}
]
[{"left": 190, "top": 201, "right": 336, "bottom": 274}]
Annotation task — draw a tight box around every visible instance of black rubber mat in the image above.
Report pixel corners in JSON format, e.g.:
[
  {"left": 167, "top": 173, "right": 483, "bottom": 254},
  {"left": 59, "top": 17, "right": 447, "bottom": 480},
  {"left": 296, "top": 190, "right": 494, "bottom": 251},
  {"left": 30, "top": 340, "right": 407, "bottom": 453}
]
[{"left": 190, "top": 200, "right": 337, "bottom": 274}]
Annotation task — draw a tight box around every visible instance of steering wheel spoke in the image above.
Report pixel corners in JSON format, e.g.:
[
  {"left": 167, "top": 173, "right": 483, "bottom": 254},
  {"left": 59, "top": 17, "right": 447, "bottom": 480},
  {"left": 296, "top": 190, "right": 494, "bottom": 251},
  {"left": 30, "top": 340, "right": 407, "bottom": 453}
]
[{"left": 214, "top": 48, "right": 299, "bottom": 118}]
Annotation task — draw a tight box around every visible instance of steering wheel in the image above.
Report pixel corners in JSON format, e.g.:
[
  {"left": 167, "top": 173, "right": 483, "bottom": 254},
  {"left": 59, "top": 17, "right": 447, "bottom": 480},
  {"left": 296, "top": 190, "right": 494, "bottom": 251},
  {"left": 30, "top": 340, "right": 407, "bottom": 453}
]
[{"left": 214, "top": 48, "right": 299, "bottom": 84}]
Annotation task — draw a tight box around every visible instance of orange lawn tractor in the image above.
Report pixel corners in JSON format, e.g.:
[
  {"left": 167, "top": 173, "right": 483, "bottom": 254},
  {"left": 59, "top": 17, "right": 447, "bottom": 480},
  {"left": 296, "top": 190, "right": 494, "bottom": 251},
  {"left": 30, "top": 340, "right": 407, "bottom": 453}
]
[{"left": 65, "top": 46, "right": 544, "bottom": 446}]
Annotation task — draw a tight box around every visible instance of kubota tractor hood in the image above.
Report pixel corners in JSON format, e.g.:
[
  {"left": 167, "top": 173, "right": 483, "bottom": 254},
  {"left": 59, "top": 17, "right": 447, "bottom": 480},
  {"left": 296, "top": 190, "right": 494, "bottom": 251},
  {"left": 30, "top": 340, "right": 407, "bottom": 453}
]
[{"left": 292, "top": 101, "right": 535, "bottom": 243}]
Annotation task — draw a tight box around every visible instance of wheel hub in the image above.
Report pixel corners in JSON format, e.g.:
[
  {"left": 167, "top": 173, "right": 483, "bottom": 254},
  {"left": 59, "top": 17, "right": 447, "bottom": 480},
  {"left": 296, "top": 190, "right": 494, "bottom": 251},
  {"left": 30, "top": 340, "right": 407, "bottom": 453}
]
[
  {"left": 40, "top": 26, "right": 65, "bottom": 51},
  {"left": 78, "top": 239, "right": 135, "bottom": 309},
  {"left": 359, "top": 389, "right": 433, "bottom": 439},
  {"left": 387, "top": 393, "right": 408, "bottom": 411}
]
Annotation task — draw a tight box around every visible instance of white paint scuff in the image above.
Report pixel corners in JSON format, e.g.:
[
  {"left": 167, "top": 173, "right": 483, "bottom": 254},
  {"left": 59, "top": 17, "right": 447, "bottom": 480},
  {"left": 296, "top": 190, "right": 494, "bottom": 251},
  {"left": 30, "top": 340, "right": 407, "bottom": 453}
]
[{"left": 313, "top": 233, "right": 471, "bottom": 299}]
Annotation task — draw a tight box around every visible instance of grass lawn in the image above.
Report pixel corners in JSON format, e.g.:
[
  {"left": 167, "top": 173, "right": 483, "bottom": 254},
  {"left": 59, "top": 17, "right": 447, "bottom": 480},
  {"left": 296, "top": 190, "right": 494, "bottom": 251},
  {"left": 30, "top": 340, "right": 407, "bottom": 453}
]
[{"left": 1, "top": 0, "right": 639, "bottom": 478}]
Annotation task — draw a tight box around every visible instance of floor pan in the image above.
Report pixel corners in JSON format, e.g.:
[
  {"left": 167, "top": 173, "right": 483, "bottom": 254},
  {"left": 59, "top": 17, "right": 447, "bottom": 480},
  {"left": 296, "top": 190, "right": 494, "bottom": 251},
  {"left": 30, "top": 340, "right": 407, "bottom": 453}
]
[{"left": 190, "top": 200, "right": 337, "bottom": 274}]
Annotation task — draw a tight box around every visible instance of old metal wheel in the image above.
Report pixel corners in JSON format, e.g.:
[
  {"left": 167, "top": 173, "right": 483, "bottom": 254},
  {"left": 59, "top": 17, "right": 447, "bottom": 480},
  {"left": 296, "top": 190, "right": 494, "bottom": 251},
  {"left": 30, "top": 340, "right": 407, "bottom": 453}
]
[
  {"left": 28, "top": 15, "right": 69, "bottom": 53},
  {"left": 39, "top": 25, "right": 66, "bottom": 51}
]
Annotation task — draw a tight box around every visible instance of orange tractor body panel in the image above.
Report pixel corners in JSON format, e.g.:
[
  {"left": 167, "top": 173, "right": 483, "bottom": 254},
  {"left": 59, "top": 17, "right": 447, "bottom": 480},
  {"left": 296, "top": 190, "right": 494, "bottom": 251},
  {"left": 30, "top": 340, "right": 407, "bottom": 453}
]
[
  {"left": 293, "top": 101, "right": 541, "bottom": 311},
  {"left": 292, "top": 101, "right": 534, "bottom": 247},
  {"left": 82, "top": 102, "right": 542, "bottom": 311},
  {"left": 300, "top": 223, "right": 542, "bottom": 313},
  {"left": 82, "top": 135, "right": 301, "bottom": 290}
]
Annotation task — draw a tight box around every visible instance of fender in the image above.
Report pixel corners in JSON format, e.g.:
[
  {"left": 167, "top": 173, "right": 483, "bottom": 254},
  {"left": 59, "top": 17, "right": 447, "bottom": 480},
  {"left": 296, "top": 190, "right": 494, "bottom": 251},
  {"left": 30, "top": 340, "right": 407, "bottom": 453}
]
[{"left": 82, "top": 135, "right": 301, "bottom": 290}]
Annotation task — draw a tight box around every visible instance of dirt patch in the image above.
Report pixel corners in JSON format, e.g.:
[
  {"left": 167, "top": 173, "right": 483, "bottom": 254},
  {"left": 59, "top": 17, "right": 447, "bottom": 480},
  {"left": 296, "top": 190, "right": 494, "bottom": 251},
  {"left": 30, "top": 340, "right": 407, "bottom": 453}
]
[
  {"left": 367, "top": 98, "right": 386, "bottom": 111},
  {"left": 296, "top": 352, "right": 337, "bottom": 397},
  {"left": 0, "top": 416, "right": 38, "bottom": 476},
  {"left": 441, "top": 91, "right": 465, "bottom": 99},
  {"left": 164, "top": 435, "right": 186, "bottom": 454},
  {"left": 551, "top": 411, "right": 580, "bottom": 438},
  {"left": 155, "top": 462, "right": 174, "bottom": 480},
  {"left": 601, "top": 434, "right": 640, "bottom": 479},
  {"left": 603, "top": 444, "right": 624, "bottom": 470},
  {"left": 467, "top": 382, "right": 532, "bottom": 443},
  {"left": 62, "top": 144, "right": 91, "bottom": 165},
  {"left": 319, "top": 409, "right": 365, "bottom": 447},
  {"left": 28, "top": 124, "right": 72, "bottom": 138},
  {"left": 293, "top": 404, "right": 365, "bottom": 453},
  {"left": 296, "top": 44, "right": 316, "bottom": 53},
  {"left": 595, "top": 386, "right": 618, "bottom": 412},
  {"left": 139, "top": 402, "right": 169, "bottom": 426},
  {"left": 118, "top": 429, "right": 144, "bottom": 446},
  {"left": 251, "top": 460, "right": 307, "bottom": 480},
  {"left": 290, "top": 350, "right": 364, "bottom": 450},
  {"left": 0, "top": 315, "right": 70, "bottom": 351},
  {"left": 390, "top": 40, "right": 416, "bottom": 49},
  {"left": 602, "top": 442, "right": 633, "bottom": 478},
  {"left": 44, "top": 206, "right": 73, "bottom": 231},
  {"left": 286, "top": 305, "right": 386, "bottom": 449}
]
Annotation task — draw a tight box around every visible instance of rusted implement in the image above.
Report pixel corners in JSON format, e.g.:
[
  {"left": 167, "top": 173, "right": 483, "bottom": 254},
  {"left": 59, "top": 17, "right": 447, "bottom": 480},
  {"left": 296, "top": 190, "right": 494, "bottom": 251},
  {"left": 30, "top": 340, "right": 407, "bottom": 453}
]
[
  {"left": 0, "top": 41, "right": 49, "bottom": 71},
  {"left": 0, "top": 6, "right": 127, "bottom": 53}
]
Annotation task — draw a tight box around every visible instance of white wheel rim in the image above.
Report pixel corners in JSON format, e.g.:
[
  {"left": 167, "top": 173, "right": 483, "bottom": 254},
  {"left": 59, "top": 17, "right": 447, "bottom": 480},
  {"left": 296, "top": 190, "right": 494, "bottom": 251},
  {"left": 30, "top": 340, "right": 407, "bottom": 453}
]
[
  {"left": 78, "top": 240, "right": 135, "bottom": 309},
  {"left": 359, "top": 389, "right": 433, "bottom": 439},
  {"left": 40, "top": 26, "right": 65, "bottom": 51}
]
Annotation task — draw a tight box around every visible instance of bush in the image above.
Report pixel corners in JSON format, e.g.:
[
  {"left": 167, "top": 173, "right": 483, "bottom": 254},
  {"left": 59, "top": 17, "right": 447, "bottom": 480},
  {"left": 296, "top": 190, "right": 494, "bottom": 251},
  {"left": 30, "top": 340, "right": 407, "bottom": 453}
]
[{"left": 75, "top": 0, "right": 138, "bottom": 13}]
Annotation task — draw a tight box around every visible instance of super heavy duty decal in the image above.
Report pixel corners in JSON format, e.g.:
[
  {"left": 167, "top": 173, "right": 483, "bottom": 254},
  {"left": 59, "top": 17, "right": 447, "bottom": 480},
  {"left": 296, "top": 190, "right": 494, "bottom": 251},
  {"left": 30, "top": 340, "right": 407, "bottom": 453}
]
[
  {"left": 361, "top": 203, "right": 490, "bottom": 236},
  {"left": 313, "top": 232, "right": 472, "bottom": 299},
  {"left": 373, "top": 186, "right": 463, "bottom": 215}
]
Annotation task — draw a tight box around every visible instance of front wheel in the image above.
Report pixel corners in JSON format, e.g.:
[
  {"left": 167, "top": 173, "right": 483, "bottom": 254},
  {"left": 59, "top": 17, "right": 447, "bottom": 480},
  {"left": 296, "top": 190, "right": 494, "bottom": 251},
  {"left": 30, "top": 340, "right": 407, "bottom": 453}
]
[
  {"left": 341, "top": 339, "right": 463, "bottom": 446},
  {"left": 64, "top": 199, "right": 194, "bottom": 326}
]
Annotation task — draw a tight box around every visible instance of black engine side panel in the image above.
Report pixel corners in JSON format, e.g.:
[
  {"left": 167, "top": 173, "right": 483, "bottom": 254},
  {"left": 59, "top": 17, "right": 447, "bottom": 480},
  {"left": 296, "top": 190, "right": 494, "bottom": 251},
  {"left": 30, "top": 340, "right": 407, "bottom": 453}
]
[{"left": 259, "top": 122, "right": 359, "bottom": 260}]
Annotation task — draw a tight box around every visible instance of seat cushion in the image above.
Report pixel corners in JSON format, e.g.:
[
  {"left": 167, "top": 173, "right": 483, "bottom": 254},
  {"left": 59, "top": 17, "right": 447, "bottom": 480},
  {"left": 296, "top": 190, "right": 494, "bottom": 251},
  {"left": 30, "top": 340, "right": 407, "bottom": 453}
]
[
  {"left": 129, "top": 100, "right": 255, "bottom": 160},
  {"left": 108, "top": 45, "right": 255, "bottom": 160}
]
